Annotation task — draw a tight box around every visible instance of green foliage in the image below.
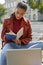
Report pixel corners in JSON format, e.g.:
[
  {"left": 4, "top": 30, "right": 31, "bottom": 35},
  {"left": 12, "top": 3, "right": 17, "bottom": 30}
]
[
  {"left": 0, "top": 4, "right": 7, "bottom": 23},
  {"left": 27, "top": 0, "right": 43, "bottom": 14},
  {"left": 38, "top": 1, "right": 43, "bottom": 14},
  {"left": 0, "top": 4, "right": 7, "bottom": 18},
  {"left": 27, "top": 0, "right": 38, "bottom": 9}
]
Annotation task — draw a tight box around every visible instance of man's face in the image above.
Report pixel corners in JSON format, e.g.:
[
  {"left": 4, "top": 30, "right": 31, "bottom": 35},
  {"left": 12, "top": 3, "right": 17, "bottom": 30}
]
[{"left": 15, "top": 8, "right": 26, "bottom": 20}]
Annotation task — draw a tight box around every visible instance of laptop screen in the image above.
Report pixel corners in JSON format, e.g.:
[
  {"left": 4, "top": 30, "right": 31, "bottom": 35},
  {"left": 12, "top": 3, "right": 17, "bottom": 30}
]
[{"left": 7, "top": 48, "right": 41, "bottom": 65}]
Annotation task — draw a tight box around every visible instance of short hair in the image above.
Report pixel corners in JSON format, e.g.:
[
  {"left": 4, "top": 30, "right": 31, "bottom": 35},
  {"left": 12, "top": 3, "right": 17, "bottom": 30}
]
[{"left": 16, "top": 2, "right": 27, "bottom": 11}]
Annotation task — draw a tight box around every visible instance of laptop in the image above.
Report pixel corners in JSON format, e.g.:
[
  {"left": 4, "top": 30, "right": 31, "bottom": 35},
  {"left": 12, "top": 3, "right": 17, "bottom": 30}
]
[{"left": 7, "top": 48, "right": 41, "bottom": 65}]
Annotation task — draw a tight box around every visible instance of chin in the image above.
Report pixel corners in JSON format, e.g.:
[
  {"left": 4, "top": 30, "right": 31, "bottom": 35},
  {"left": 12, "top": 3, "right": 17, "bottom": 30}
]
[{"left": 16, "top": 18, "right": 21, "bottom": 20}]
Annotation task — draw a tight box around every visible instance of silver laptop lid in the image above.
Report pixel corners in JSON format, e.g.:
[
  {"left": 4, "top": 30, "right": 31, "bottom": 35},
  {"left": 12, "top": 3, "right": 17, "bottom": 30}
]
[{"left": 7, "top": 48, "right": 41, "bottom": 65}]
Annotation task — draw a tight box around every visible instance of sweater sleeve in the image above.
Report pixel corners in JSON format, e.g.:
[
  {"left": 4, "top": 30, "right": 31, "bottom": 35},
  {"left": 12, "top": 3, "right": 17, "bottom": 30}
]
[{"left": 20, "top": 20, "right": 32, "bottom": 45}]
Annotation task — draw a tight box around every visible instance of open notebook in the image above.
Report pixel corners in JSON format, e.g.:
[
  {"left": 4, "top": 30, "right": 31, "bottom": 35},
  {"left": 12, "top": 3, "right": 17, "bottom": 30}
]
[{"left": 7, "top": 48, "right": 41, "bottom": 65}]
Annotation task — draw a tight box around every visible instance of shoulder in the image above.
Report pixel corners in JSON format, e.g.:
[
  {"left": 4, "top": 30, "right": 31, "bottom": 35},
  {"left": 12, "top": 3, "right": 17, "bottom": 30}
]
[
  {"left": 4, "top": 18, "right": 11, "bottom": 22},
  {"left": 3, "top": 18, "right": 11, "bottom": 25},
  {"left": 23, "top": 17, "right": 31, "bottom": 26}
]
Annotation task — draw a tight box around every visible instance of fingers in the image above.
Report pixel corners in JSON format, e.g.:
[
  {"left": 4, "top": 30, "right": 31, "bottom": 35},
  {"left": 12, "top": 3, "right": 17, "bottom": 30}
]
[{"left": 15, "top": 39, "right": 21, "bottom": 44}]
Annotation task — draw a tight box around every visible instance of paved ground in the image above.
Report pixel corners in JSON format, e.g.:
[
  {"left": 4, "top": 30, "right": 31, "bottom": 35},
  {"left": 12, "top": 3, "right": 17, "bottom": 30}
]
[
  {"left": 31, "top": 22, "right": 43, "bottom": 33},
  {"left": 31, "top": 22, "right": 43, "bottom": 41}
]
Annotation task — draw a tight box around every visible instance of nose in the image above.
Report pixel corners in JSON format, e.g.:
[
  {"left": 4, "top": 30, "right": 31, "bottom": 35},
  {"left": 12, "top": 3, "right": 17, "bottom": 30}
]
[{"left": 17, "top": 14, "right": 21, "bottom": 17}]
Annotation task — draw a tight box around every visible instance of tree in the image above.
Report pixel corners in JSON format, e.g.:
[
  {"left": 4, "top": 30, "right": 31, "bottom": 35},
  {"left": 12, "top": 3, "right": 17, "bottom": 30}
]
[
  {"left": 0, "top": 4, "right": 7, "bottom": 23},
  {"left": 27, "top": 0, "right": 38, "bottom": 9},
  {"left": 38, "top": 0, "right": 43, "bottom": 13},
  {"left": 27, "top": 0, "right": 43, "bottom": 14}
]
